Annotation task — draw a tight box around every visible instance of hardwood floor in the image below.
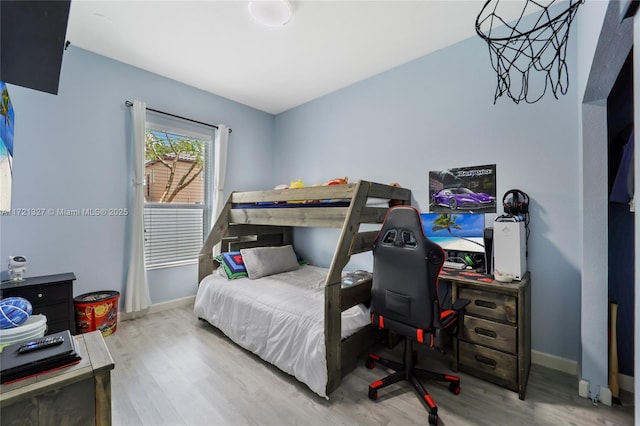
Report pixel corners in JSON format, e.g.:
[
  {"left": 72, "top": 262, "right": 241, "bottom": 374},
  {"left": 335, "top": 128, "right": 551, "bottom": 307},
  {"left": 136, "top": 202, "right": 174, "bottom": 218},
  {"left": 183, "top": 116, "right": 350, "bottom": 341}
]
[{"left": 104, "top": 305, "right": 634, "bottom": 426}]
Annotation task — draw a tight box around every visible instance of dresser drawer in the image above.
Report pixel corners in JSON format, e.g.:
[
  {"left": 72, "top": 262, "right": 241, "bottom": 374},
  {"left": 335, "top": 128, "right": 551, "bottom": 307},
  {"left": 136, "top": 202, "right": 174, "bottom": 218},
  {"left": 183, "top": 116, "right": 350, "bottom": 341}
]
[
  {"left": 463, "top": 315, "right": 517, "bottom": 354},
  {"left": 45, "top": 319, "right": 71, "bottom": 335},
  {"left": 3, "top": 283, "right": 70, "bottom": 306},
  {"left": 458, "top": 341, "right": 517, "bottom": 384},
  {"left": 30, "top": 302, "right": 70, "bottom": 321},
  {"left": 458, "top": 287, "right": 517, "bottom": 324}
]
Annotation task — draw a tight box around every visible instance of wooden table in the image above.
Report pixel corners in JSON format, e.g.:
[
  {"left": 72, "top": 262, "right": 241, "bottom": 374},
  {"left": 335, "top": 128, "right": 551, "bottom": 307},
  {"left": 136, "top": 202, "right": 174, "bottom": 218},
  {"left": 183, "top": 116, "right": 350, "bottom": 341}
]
[{"left": 0, "top": 331, "right": 115, "bottom": 425}]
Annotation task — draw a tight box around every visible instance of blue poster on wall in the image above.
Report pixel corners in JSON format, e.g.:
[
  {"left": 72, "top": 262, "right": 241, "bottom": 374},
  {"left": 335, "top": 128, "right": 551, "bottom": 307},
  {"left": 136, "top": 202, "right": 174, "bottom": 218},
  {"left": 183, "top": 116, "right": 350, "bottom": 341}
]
[{"left": 0, "top": 81, "right": 14, "bottom": 211}]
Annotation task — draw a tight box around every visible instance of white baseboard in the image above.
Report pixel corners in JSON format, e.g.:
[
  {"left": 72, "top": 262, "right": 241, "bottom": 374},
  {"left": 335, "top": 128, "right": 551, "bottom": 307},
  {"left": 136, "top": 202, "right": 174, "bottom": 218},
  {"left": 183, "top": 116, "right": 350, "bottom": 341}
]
[
  {"left": 579, "top": 380, "right": 589, "bottom": 398},
  {"left": 119, "top": 296, "right": 195, "bottom": 322},
  {"left": 532, "top": 349, "right": 578, "bottom": 375},
  {"left": 148, "top": 296, "right": 195, "bottom": 315},
  {"left": 619, "top": 373, "right": 634, "bottom": 393},
  {"left": 599, "top": 385, "right": 612, "bottom": 406},
  {"left": 533, "top": 350, "right": 635, "bottom": 394}
]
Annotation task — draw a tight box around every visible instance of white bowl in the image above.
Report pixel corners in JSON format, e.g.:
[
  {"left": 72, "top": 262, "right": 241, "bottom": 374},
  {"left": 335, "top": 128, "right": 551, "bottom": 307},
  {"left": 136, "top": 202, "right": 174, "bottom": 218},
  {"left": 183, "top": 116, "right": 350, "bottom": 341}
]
[{"left": 0, "top": 314, "right": 47, "bottom": 351}]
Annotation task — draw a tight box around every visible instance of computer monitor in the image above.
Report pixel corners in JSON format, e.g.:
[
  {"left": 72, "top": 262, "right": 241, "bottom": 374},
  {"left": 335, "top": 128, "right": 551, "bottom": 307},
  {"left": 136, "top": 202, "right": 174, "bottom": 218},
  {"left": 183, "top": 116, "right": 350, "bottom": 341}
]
[{"left": 420, "top": 213, "right": 485, "bottom": 257}]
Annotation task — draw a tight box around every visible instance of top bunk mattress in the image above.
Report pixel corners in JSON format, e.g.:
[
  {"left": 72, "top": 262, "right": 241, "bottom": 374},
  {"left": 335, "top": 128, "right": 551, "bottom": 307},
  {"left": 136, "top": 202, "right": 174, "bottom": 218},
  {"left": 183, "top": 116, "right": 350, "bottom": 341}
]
[
  {"left": 233, "top": 201, "right": 350, "bottom": 209},
  {"left": 228, "top": 181, "right": 403, "bottom": 209},
  {"left": 193, "top": 265, "right": 370, "bottom": 398}
]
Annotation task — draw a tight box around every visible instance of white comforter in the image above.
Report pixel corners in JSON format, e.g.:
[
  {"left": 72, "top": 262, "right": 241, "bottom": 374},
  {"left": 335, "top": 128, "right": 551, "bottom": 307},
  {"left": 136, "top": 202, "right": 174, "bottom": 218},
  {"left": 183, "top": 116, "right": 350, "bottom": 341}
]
[{"left": 193, "top": 265, "right": 369, "bottom": 398}]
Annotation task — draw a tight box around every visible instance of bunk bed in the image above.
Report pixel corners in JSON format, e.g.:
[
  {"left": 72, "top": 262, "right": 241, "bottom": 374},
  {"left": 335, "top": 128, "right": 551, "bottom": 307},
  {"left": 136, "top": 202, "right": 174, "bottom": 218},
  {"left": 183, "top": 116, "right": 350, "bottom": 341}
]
[{"left": 195, "top": 180, "right": 411, "bottom": 397}]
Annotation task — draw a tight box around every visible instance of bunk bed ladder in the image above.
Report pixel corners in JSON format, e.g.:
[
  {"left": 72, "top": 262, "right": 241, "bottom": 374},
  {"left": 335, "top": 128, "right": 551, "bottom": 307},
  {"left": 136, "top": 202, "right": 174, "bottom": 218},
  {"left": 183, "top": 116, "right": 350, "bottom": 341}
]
[
  {"left": 324, "top": 180, "right": 372, "bottom": 394},
  {"left": 198, "top": 195, "right": 233, "bottom": 283}
]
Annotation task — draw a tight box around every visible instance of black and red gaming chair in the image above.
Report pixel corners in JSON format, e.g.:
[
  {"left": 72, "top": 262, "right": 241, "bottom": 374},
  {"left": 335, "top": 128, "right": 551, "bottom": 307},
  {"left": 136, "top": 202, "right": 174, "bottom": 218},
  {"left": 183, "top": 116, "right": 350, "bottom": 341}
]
[{"left": 366, "top": 206, "right": 470, "bottom": 426}]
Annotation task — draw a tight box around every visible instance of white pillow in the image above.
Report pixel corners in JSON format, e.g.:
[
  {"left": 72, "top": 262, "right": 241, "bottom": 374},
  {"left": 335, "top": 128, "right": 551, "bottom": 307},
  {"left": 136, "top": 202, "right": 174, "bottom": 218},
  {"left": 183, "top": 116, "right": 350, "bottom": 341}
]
[{"left": 241, "top": 245, "right": 300, "bottom": 279}]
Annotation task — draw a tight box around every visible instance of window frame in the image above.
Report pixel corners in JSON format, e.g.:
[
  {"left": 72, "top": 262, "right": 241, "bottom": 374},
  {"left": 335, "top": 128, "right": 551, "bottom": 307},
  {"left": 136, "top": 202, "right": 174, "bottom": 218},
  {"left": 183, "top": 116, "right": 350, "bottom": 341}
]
[{"left": 143, "top": 113, "right": 214, "bottom": 270}]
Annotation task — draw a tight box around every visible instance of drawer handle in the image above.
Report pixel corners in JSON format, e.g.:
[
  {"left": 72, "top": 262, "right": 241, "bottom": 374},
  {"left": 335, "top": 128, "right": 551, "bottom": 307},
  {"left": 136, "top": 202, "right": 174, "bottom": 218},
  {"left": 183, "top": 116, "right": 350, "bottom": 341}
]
[
  {"left": 475, "top": 327, "right": 497, "bottom": 338},
  {"left": 38, "top": 293, "right": 43, "bottom": 298},
  {"left": 475, "top": 355, "right": 497, "bottom": 368},
  {"left": 475, "top": 299, "right": 496, "bottom": 309}
]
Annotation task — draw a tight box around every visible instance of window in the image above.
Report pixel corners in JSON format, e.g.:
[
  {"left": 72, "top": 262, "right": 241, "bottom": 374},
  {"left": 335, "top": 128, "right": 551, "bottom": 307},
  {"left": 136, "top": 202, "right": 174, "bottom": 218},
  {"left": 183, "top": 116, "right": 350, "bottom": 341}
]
[{"left": 143, "top": 114, "right": 213, "bottom": 269}]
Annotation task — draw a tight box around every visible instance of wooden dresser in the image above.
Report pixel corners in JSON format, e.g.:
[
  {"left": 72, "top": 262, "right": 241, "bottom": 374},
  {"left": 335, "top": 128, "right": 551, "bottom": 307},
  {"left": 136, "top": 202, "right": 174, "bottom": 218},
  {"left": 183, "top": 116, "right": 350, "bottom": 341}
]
[
  {"left": 445, "top": 271, "right": 531, "bottom": 400},
  {"left": 0, "top": 273, "right": 76, "bottom": 335}
]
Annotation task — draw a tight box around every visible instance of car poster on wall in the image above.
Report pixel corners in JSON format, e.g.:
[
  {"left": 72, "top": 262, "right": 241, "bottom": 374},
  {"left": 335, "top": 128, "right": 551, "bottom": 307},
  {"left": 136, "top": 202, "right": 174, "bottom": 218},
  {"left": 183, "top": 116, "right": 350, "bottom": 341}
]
[{"left": 428, "top": 164, "right": 497, "bottom": 213}]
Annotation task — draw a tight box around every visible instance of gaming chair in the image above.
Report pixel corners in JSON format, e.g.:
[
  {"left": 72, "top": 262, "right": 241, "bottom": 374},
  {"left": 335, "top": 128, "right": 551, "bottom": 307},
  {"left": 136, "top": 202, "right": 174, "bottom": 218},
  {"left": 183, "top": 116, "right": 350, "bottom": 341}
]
[{"left": 366, "top": 206, "right": 470, "bottom": 426}]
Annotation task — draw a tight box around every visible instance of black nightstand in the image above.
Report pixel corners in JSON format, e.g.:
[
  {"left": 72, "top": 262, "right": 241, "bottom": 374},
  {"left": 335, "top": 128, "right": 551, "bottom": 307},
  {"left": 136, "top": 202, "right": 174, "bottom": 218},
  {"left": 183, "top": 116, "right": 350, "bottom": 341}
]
[{"left": 0, "top": 273, "right": 76, "bottom": 335}]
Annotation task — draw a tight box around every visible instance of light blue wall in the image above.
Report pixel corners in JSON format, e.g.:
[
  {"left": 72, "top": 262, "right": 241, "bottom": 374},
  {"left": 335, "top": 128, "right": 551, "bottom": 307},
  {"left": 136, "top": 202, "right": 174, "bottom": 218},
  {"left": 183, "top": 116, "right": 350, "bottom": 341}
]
[
  {"left": 1, "top": 46, "right": 274, "bottom": 305},
  {"left": 577, "top": 0, "right": 609, "bottom": 95},
  {"left": 274, "top": 29, "right": 582, "bottom": 361}
]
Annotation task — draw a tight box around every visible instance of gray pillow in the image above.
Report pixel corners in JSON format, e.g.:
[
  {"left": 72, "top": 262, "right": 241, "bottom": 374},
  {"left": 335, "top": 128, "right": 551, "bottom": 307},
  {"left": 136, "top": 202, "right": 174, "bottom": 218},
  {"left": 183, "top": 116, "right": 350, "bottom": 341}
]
[{"left": 240, "top": 245, "right": 300, "bottom": 279}]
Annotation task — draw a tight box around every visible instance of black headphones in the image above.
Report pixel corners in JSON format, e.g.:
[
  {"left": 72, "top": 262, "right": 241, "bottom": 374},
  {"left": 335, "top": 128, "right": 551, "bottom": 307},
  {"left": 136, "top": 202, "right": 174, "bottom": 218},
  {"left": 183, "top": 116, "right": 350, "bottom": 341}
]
[{"left": 503, "top": 189, "right": 529, "bottom": 215}]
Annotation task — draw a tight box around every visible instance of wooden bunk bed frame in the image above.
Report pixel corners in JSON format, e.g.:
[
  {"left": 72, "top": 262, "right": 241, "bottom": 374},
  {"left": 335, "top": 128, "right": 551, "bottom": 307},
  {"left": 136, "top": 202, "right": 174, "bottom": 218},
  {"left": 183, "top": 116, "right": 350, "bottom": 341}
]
[{"left": 198, "top": 180, "right": 411, "bottom": 395}]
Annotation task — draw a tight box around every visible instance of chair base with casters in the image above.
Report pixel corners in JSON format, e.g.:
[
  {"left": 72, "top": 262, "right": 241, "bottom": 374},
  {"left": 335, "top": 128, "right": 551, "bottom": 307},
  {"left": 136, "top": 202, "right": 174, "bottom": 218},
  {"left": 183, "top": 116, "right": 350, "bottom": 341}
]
[{"left": 366, "top": 337, "right": 461, "bottom": 426}]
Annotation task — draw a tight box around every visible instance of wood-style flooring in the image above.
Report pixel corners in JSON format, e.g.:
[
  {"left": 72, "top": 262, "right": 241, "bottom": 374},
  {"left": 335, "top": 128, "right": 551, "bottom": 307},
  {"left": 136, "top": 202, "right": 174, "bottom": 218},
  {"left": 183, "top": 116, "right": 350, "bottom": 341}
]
[{"left": 104, "top": 305, "right": 634, "bottom": 426}]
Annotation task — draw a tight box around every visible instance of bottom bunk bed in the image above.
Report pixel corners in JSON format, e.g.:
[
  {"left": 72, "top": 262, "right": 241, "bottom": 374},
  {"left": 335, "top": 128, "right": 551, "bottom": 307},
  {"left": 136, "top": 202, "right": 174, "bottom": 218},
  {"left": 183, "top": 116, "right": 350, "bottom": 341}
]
[
  {"left": 194, "top": 262, "right": 370, "bottom": 398},
  {"left": 196, "top": 180, "right": 412, "bottom": 398}
]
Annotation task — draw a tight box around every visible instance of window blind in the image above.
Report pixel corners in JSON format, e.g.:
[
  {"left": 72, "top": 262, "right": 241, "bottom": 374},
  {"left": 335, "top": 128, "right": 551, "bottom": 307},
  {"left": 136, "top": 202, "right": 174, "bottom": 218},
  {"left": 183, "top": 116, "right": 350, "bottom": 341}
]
[{"left": 144, "top": 205, "right": 203, "bottom": 267}]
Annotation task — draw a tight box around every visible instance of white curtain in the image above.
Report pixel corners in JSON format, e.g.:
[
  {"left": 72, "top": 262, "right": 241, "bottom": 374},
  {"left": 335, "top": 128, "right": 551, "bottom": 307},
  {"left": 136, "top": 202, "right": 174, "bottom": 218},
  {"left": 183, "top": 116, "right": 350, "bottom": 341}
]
[
  {"left": 124, "top": 100, "right": 151, "bottom": 314},
  {"left": 213, "top": 125, "right": 229, "bottom": 224}
]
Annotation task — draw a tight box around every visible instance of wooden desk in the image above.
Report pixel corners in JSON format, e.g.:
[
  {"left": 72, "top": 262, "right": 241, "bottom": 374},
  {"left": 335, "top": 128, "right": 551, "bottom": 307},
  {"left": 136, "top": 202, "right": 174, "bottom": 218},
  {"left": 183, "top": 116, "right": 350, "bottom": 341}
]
[
  {"left": 0, "top": 331, "right": 115, "bottom": 425},
  {"left": 441, "top": 269, "right": 531, "bottom": 400}
]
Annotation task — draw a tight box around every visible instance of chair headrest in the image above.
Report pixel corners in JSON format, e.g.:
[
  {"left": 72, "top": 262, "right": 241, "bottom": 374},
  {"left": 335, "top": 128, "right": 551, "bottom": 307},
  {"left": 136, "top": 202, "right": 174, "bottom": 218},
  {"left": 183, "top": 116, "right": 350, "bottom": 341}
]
[
  {"left": 375, "top": 205, "right": 444, "bottom": 262},
  {"left": 377, "top": 205, "right": 423, "bottom": 240}
]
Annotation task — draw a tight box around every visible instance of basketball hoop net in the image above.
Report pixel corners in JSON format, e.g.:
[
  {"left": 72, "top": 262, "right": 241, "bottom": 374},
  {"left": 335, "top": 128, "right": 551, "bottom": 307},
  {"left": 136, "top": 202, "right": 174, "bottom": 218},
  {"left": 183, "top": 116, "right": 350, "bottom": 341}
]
[{"left": 476, "top": 0, "right": 584, "bottom": 104}]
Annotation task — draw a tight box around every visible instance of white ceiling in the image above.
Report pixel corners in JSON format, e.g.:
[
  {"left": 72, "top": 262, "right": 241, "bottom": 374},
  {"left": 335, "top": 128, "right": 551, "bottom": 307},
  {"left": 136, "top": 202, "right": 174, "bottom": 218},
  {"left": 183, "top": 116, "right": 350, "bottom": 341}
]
[{"left": 66, "top": 1, "right": 528, "bottom": 115}]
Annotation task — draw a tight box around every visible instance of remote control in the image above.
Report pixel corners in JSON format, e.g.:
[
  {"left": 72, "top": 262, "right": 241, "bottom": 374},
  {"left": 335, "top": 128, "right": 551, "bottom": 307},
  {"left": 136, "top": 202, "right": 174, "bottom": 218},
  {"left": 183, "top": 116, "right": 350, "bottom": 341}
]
[{"left": 18, "top": 336, "right": 64, "bottom": 354}]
